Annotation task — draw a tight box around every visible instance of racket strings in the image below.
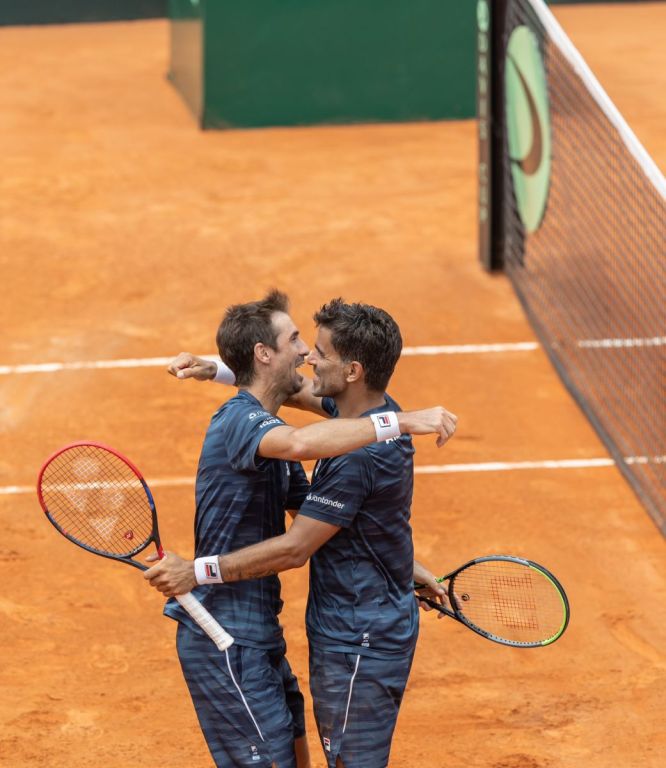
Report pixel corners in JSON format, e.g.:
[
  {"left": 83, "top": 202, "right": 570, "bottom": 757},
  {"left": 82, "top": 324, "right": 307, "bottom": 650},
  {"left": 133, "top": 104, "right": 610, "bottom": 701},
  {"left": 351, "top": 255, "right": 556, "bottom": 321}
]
[
  {"left": 452, "top": 561, "right": 565, "bottom": 643},
  {"left": 40, "top": 445, "right": 153, "bottom": 556}
]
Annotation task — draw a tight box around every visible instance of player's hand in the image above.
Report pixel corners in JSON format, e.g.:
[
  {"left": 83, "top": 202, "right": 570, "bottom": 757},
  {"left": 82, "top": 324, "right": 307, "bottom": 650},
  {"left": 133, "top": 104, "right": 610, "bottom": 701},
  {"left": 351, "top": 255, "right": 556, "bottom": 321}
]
[
  {"left": 398, "top": 406, "right": 458, "bottom": 447},
  {"left": 167, "top": 352, "right": 217, "bottom": 381},
  {"left": 144, "top": 551, "right": 198, "bottom": 596},
  {"left": 414, "top": 574, "right": 449, "bottom": 620}
]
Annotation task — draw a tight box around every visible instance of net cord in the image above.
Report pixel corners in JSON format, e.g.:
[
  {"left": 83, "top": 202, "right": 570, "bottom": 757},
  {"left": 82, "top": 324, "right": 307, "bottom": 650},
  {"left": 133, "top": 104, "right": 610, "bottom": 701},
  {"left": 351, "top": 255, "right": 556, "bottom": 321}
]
[{"left": 525, "top": 0, "right": 666, "bottom": 198}]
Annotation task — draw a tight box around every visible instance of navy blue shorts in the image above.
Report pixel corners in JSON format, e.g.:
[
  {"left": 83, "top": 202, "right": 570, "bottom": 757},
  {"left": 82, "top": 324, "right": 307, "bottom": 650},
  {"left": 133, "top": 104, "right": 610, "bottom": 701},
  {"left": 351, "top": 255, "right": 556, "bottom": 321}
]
[
  {"left": 309, "top": 644, "right": 416, "bottom": 768},
  {"left": 176, "top": 623, "right": 306, "bottom": 768}
]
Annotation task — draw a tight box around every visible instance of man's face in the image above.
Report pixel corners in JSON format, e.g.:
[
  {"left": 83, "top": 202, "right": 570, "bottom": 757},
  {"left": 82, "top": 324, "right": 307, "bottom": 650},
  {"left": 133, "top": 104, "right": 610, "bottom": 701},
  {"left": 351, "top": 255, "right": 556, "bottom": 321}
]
[
  {"left": 269, "top": 311, "right": 309, "bottom": 396},
  {"left": 307, "top": 326, "right": 349, "bottom": 398}
]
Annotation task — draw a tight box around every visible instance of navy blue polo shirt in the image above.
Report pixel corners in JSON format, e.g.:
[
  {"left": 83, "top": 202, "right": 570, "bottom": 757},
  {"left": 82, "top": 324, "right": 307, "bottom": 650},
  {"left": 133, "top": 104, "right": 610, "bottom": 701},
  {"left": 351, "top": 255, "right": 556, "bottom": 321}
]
[
  {"left": 298, "top": 395, "right": 418, "bottom": 659},
  {"left": 164, "top": 390, "right": 310, "bottom": 648}
]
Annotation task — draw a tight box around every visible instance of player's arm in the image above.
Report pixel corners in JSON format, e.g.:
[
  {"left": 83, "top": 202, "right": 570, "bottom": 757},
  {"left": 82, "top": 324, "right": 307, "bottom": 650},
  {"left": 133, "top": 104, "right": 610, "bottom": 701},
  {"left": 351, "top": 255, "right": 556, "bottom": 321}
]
[
  {"left": 282, "top": 377, "right": 329, "bottom": 417},
  {"left": 166, "top": 353, "right": 329, "bottom": 417},
  {"left": 144, "top": 515, "right": 339, "bottom": 597},
  {"left": 167, "top": 352, "right": 221, "bottom": 381},
  {"left": 258, "top": 405, "right": 457, "bottom": 461}
]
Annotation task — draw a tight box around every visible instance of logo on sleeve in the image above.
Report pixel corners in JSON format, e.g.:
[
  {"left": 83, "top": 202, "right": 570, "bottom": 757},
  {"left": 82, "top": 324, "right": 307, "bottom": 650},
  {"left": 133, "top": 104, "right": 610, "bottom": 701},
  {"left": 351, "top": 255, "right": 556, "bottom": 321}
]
[{"left": 305, "top": 493, "right": 344, "bottom": 510}]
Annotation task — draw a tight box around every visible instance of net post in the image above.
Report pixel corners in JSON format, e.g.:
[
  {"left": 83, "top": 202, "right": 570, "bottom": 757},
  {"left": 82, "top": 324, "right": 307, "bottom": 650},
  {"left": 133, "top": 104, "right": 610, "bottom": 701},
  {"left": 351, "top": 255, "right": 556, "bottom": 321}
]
[{"left": 477, "top": 0, "right": 509, "bottom": 271}]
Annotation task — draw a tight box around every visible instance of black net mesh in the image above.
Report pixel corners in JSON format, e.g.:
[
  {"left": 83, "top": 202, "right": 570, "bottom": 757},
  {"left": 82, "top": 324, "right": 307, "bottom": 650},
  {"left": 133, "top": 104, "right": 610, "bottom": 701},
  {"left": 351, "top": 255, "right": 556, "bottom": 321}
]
[{"left": 496, "top": 0, "right": 666, "bottom": 532}]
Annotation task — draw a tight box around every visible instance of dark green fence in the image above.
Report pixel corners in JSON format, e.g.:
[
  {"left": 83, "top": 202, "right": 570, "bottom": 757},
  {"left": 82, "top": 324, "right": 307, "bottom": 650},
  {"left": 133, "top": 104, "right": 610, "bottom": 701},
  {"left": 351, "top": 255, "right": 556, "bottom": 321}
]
[
  {"left": 170, "top": 0, "right": 476, "bottom": 129},
  {"left": 0, "top": 1, "right": 166, "bottom": 25}
]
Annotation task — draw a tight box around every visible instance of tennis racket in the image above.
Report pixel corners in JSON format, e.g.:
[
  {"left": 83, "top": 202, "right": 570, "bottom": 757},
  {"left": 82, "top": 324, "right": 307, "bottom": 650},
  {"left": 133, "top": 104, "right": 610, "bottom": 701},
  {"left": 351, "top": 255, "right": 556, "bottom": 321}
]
[
  {"left": 37, "top": 441, "right": 234, "bottom": 651},
  {"left": 415, "top": 555, "right": 569, "bottom": 648}
]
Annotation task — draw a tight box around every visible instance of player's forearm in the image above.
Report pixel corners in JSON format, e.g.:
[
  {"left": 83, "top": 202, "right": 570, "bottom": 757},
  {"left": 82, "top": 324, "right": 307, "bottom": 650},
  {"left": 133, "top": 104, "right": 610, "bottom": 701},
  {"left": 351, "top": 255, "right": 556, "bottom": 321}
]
[
  {"left": 217, "top": 533, "right": 308, "bottom": 582},
  {"left": 280, "top": 418, "right": 379, "bottom": 461},
  {"left": 413, "top": 559, "right": 436, "bottom": 586}
]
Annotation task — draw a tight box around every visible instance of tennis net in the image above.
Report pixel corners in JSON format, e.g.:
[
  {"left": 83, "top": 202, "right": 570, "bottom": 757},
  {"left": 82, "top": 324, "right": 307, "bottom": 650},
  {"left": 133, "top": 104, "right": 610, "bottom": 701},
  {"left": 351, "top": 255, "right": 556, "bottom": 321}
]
[{"left": 478, "top": 0, "right": 666, "bottom": 533}]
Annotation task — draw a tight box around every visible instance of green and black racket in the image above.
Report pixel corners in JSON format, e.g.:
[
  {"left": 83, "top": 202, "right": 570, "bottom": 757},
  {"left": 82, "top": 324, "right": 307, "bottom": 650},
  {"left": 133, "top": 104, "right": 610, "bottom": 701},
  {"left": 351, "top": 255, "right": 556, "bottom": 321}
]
[{"left": 416, "top": 555, "right": 569, "bottom": 648}]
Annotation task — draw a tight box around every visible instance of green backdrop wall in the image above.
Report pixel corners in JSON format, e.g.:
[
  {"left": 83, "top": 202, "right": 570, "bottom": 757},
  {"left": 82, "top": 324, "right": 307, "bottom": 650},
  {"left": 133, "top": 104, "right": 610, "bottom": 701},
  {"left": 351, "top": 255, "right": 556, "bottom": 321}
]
[
  {"left": 0, "top": 1, "right": 166, "bottom": 25},
  {"left": 169, "top": 0, "right": 476, "bottom": 129}
]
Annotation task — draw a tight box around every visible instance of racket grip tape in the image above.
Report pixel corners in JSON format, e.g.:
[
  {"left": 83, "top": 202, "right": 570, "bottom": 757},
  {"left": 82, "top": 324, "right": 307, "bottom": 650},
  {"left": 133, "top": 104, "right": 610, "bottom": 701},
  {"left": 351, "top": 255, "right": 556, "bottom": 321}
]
[{"left": 175, "top": 592, "right": 234, "bottom": 651}]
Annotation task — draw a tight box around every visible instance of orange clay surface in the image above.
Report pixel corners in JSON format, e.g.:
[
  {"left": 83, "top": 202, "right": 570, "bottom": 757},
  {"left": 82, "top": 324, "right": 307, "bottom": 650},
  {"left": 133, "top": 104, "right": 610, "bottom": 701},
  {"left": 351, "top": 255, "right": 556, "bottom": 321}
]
[{"left": 1, "top": 4, "right": 664, "bottom": 767}]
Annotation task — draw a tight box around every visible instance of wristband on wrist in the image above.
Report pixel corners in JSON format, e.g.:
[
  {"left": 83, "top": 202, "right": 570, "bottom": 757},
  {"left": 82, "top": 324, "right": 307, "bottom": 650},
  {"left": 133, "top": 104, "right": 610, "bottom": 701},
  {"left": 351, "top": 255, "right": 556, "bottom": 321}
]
[
  {"left": 213, "top": 360, "right": 236, "bottom": 385},
  {"left": 370, "top": 411, "right": 401, "bottom": 441},
  {"left": 194, "top": 556, "right": 224, "bottom": 585}
]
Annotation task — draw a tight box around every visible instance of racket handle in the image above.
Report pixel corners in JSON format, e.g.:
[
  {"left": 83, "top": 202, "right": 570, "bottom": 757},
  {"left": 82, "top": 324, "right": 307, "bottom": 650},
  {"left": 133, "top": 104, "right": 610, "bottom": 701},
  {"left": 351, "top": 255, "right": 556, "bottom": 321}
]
[{"left": 174, "top": 592, "right": 234, "bottom": 651}]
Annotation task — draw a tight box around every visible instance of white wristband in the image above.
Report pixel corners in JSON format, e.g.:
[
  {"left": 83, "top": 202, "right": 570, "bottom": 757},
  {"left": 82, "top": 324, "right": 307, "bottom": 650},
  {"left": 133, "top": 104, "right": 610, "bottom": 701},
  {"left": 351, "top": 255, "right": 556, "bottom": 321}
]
[
  {"left": 213, "top": 360, "right": 236, "bottom": 385},
  {"left": 370, "top": 411, "right": 401, "bottom": 441},
  {"left": 194, "top": 556, "right": 224, "bottom": 585}
]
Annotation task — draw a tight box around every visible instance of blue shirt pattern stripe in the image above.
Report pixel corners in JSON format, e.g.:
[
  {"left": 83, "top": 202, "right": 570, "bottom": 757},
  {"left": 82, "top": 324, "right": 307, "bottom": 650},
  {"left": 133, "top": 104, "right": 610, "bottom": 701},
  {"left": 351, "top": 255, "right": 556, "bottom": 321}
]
[
  {"left": 164, "top": 390, "right": 310, "bottom": 649},
  {"left": 299, "top": 395, "right": 418, "bottom": 659}
]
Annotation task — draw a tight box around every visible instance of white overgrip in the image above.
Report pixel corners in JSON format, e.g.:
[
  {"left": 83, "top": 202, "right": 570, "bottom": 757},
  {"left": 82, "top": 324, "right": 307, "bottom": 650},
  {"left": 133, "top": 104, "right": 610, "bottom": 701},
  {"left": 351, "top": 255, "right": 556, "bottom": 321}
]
[{"left": 175, "top": 592, "right": 234, "bottom": 651}]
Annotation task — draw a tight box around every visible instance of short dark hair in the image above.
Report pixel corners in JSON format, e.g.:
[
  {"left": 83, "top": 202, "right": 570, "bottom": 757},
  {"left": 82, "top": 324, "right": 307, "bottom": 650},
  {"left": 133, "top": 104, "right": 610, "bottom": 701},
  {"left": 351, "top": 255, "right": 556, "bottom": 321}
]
[
  {"left": 216, "top": 289, "right": 289, "bottom": 386},
  {"left": 313, "top": 298, "right": 402, "bottom": 392}
]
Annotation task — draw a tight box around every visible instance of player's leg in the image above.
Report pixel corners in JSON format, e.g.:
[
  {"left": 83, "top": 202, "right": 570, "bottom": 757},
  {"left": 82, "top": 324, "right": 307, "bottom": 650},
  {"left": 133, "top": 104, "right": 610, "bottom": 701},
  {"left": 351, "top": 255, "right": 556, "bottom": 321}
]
[
  {"left": 270, "top": 645, "right": 310, "bottom": 768},
  {"left": 309, "top": 645, "right": 415, "bottom": 768},
  {"left": 176, "top": 623, "right": 301, "bottom": 768}
]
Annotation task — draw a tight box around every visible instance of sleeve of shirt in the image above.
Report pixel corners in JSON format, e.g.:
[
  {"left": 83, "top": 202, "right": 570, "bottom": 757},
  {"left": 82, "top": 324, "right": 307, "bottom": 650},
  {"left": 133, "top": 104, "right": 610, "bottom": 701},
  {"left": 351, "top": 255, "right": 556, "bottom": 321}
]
[
  {"left": 285, "top": 462, "right": 310, "bottom": 510},
  {"left": 223, "top": 403, "right": 286, "bottom": 473},
  {"left": 297, "top": 450, "right": 374, "bottom": 528}
]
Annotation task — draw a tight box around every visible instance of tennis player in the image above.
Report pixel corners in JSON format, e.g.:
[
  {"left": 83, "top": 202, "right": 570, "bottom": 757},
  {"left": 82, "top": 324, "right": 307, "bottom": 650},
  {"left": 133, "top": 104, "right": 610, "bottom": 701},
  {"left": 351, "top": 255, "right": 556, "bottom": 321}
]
[
  {"left": 145, "top": 291, "right": 455, "bottom": 768},
  {"left": 146, "top": 297, "right": 455, "bottom": 768}
]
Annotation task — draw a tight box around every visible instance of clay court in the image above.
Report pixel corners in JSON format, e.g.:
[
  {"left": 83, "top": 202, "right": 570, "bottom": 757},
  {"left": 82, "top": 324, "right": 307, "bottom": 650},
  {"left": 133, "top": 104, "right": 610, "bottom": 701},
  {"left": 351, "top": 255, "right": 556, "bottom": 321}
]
[{"left": 1, "top": 4, "right": 664, "bottom": 766}]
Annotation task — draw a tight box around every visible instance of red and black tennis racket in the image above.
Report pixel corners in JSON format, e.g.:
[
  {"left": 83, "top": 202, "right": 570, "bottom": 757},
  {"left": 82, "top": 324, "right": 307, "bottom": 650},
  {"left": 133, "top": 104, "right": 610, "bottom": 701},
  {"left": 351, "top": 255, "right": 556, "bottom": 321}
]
[
  {"left": 416, "top": 555, "right": 570, "bottom": 648},
  {"left": 37, "top": 441, "right": 234, "bottom": 651}
]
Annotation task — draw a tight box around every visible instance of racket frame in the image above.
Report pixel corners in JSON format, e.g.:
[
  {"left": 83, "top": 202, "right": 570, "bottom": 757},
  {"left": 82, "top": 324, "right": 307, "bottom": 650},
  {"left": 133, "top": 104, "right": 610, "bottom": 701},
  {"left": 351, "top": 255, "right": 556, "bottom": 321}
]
[
  {"left": 37, "top": 441, "right": 234, "bottom": 652},
  {"left": 37, "top": 440, "right": 164, "bottom": 570},
  {"left": 416, "top": 555, "right": 570, "bottom": 648}
]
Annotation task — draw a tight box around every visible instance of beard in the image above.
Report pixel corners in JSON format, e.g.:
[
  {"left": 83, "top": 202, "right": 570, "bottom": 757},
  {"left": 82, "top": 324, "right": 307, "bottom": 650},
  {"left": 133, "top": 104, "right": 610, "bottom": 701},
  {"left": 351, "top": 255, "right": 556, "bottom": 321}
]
[
  {"left": 311, "top": 373, "right": 345, "bottom": 399},
  {"left": 284, "top": 370, "right": 305, "bottom": 397}
]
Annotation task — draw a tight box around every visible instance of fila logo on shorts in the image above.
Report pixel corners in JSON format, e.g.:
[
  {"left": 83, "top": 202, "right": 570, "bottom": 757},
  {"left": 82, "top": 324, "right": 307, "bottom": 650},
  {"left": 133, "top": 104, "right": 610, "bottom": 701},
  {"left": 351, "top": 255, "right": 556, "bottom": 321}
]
[{"left": 323, "top": 737, "right": 331, "bottom": 752}]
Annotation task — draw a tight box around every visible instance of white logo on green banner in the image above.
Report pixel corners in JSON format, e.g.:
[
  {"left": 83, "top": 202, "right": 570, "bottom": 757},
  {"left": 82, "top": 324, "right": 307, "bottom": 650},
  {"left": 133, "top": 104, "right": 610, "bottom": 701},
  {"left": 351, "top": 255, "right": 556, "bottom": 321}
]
[
  {"left": 477, "top": 0, "right": 489, "bottom": 33},
  {"left": 505, "top": 26, "right": 551, "bottom": 233}
]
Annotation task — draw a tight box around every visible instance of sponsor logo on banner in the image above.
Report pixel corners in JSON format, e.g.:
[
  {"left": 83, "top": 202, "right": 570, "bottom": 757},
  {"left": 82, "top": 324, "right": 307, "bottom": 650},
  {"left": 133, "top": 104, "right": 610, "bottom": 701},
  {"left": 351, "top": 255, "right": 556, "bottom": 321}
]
[{"left": 505, "top": 25, "right": 552, "bottom": 234}]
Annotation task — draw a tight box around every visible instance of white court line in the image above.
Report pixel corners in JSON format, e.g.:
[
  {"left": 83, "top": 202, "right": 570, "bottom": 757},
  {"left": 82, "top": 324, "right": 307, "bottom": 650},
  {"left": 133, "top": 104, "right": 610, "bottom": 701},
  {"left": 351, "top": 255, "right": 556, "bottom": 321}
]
[
  {"left": 0, "top": 343, "right": 540, "bottom": 375},
  {"left": 6, "top": 456, "right": 664, "bottom": 496},
  {"left": 400, "top": 342, "right": 539, "bottom": 356},
  {"left": 577, "top": 337, "right": 666, "bottom": 349},
  {"left": 3, "top": 336, "right": 664, "bottom": 375}
]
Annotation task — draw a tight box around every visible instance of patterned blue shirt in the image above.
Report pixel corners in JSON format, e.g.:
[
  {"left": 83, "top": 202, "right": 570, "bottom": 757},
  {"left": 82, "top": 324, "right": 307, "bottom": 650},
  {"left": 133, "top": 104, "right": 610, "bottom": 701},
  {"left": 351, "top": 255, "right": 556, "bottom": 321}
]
[
  {"left": 164, "top": 390, "right": 310, "bottom": 648},
  {"left": 299, "top": 395, "right": 419, "bottom": 659}
]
